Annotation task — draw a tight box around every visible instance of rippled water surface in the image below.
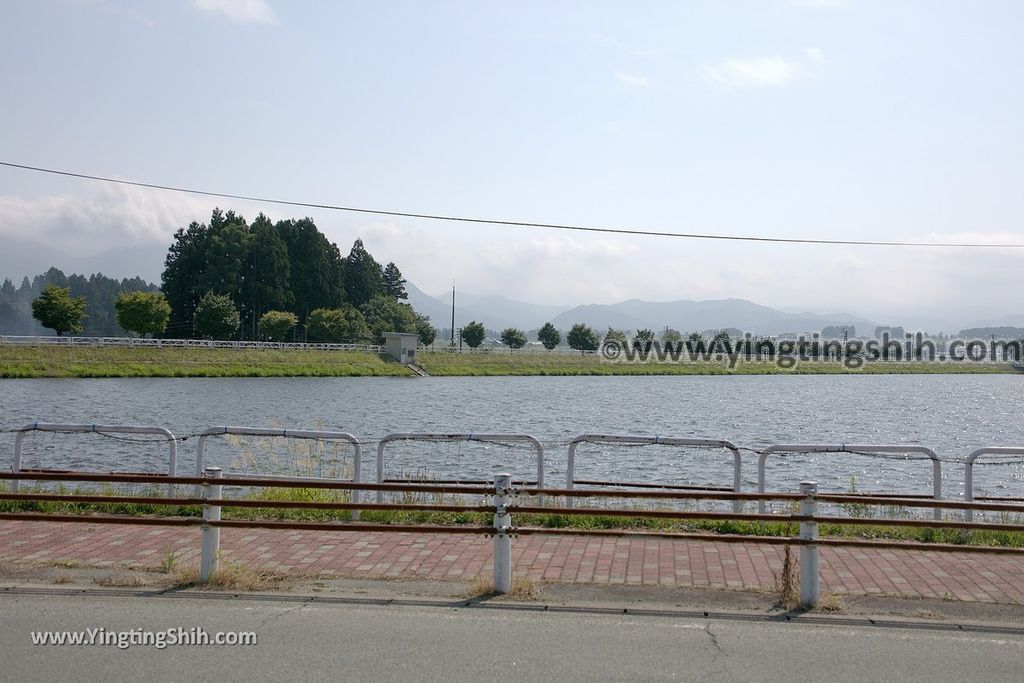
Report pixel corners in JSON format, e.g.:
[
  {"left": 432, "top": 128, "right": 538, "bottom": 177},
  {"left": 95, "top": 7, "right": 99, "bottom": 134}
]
[{"left": 2, "top": 374, "right": 1022, "bottom": 498}]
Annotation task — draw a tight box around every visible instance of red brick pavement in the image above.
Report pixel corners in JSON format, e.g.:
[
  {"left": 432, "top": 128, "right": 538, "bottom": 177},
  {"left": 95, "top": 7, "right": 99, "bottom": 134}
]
[{"left": 1, "top": 521, "right": 1022, "bottom": 604}]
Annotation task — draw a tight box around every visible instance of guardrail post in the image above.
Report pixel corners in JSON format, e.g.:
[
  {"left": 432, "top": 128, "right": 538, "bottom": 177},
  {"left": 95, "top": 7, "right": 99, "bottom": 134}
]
[
  {"left": 493, "top": 473, "right": 512, "bottom": 594},
  {"left": 798, "top": 480, "right": 819, "bottom": 608},
  {"left": 200, "top": 467, "right": 223, "bottom": 582}
]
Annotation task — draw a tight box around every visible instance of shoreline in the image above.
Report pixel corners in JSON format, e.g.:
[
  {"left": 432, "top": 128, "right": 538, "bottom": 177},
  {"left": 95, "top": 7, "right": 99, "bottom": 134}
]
[{"left": 0, "top": 346, "right": 1019, "bottom": 378}]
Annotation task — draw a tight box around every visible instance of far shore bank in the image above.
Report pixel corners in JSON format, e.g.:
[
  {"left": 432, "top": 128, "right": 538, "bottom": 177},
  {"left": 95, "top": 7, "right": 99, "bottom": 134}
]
[{"left": 0, "top": 345, "right": 1019, "bottom": 378}]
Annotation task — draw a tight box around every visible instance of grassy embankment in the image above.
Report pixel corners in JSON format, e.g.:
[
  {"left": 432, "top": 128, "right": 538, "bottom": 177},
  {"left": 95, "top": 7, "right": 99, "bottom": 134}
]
[
  {"left": 0, "top": 346, "right": 410, "bottom": 378},
  {"left": 0, "top": 345, "right": 1018, "bottom": 378},
  {"left": 2, "top": 484, "right": 1021, "bottom": 549},
  {"left": 417, "top": 351, "right": 1017, "bottom": 376}
]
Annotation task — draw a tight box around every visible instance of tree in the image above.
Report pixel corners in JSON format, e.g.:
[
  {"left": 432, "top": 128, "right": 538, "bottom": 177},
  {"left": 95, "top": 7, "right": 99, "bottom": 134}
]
[
  {"left": 0, "top": 268, "right": 157, "bottom": 337},
  {"left": 259, "top": 310, "right": 298, "bottom": 341},
  {"left": 31, "top": 285, "right": 86, "bottom": 336},
  {"left": 537, "top": 322, "right": 561, "bottom": 350},
  {"left": 343, "top": 238, "right": 384, "bottom": 308},
  {"left": 603, "top": 327, "right": 628, "bottom": 346},
  {"left": 307, "top": 306, "right": 371, "bottom": 343},
  {"left": 460, "top": 321, "right": 486, "bottom": 348},
  {"left": 684, "top": 332, "right": 703, "bottom": 351},
  {"left": 276, "top": 217, "right": 345, "bottom": 324},
  {"left": 566, "top": 323, "right": 599, "bottom": 354},
  {"left": 361, "top": 294, "right": 419, "bottom": 342},
  {"left": 200, "top": 211, "right": 251, "bottom": 314},
  {"left": 382, "top": 262, "right": 408, "bottom": 300},
  {"left": 245, "top": 213, "right": 294, "bottom": 337},
  {"left": 711, "top": 330, "right": 734, "bottom": 352},
  {"left": 661, "top": 328, "right": 683, "bottom": 345},
  {"left": 500, "top": 327, "right": 527, "bottom": 351},
  {"left": 416, "top": 316, "right": 436, "bottom": 346},
  {"left": 193, "top": 291, "right": 240, "bottom": 339},
  {"left": 114, "top": 291, "right": 171, "bottom": 338},
  {"left": 158, "top": 208, "right": 432, "bottom": 340},
  {"left": 161, "top": 220, "right": 210, "bottom": 337},
  {"left": 632, "top": 328, "right": 654, "bottom": 350}
]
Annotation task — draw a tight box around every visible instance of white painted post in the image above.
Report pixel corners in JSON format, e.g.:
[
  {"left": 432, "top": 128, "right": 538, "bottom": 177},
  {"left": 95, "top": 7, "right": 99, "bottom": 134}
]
[
  {"left": 200, "top": 467, "right": 223, "bottom": 582},
  {"left": 493, "top": 473, "right": 512, "bottom": 594},
  {"left": 799, "top": 481, "right": 819, "bottom": 608}
]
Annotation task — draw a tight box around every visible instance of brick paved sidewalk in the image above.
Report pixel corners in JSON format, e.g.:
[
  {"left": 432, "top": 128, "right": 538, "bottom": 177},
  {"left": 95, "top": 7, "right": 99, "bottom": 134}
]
[{"left": 1, "top": 520, "right": 1022, "bottom": 604}]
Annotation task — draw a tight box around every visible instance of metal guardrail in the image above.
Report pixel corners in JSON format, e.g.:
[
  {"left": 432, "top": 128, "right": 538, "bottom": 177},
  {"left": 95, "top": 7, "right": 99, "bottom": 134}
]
[
  {"left": 566, "top": 434, "right": 743, "bottom": 512},
  {"left": 194, "top": 426, "right": 363, "bottom": 517},
  {"left": 757, "top": 444, "right": 944, "bottom": 519},
  {"left": 375, "top": 433, "right": 545, "bottom": 504},
  {"left": 7, "top": 424, "right": 1024, "bottom": 522},
  {"left": 964, "top": 447, "right": 1024, "bottom": 522},
  {"left": 5, "top": 469, "right": 1024, "bottom": 607},
  {"left": 11, "top": 422, "right": 177, "bottom": 494},
  {"left": 0, "top": 335, "right": 382, "bottom": 353}
]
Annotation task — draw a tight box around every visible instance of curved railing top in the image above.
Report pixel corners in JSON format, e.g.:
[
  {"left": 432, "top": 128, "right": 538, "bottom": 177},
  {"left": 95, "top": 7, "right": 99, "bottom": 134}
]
[
  {"left": 760, "top": 443, "right": 939, "bottom": 459},
  {"left": 963, "top": 446, "right": 1024, "bottom": 520},
  {"left": 196, "top": 426, "right": 362, "bottom": 442},
  {"left": 378, "top": 433, "right": 543, "bottom": 448},
  {"left": 757, "top": 443, "right": 943, "bottom": 519},
  {"left": 565, "top": 433, "right": 743, "bottom": 511},
  {"left": 568, "top": 434, "right": 738, "bottom": 450},
  {"left": 16, "top": 422, "right": 176, "bottom": 440},
  {"left": 375, "top": 432, "right": 545, "bottom": 504},
  {"left": 195, "top": 426, "right": 362, "bottom": 475},
  {"left": 965, "top": 446, "right": 1024, "bottom": 464},
  {"left": 192, "top": 425, "right": 364, "bottom": 512},
  {"left": 11, "top": 422, "right": 178, "bottom": 493}
]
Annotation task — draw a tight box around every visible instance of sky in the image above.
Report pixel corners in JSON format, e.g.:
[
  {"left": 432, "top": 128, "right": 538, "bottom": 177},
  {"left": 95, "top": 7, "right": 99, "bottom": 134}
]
[{"left": 1, "top": 0, "right": 1023, "bottom": 327}]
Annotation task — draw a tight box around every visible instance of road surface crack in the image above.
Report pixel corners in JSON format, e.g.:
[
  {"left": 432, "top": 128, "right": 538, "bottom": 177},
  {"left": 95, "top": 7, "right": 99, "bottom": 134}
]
[
  {"left": 704, "top": 622, "right": 724, "bottom": 656},
  {"left": 253, "top": 601, "right": 308, "bottom": 630}
]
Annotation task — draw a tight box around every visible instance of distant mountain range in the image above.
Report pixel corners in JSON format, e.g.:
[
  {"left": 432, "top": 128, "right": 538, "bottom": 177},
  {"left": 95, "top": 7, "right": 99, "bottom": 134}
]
[
  {"left": 0, "top": 237, "right": 167, "bottom": 284},
  {"left": 3, "top": 242, "right": 1022, "bottom": 337},
  {"left": 407, "top": 283, "right": 879, "bottom": 336}
]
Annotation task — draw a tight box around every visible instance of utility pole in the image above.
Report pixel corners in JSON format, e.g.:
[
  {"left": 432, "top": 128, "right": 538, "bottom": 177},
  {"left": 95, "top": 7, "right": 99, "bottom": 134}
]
[{"left": 450, "top": 283, "right": 456, "bottom": 347}]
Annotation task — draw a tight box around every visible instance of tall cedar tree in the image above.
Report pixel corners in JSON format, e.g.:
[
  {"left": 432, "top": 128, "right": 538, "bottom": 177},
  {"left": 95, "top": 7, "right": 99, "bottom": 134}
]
[
  {"left": 382, "top": 262, "right": 408, "bottom": 300},
  {"left": 343, "top": 238, "right": 384, "bottom": 308}
]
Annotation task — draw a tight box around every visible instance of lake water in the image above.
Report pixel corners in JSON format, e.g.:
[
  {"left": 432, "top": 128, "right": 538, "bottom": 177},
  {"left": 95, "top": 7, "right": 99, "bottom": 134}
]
[{"left": 2, "top": 374, "right": 1023, "bottom": 500}]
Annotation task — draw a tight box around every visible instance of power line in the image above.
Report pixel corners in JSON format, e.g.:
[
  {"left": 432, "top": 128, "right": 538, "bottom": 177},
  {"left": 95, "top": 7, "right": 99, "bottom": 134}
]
[{"left": 2, "top": 160, "right": 1022, "bottom": 249}]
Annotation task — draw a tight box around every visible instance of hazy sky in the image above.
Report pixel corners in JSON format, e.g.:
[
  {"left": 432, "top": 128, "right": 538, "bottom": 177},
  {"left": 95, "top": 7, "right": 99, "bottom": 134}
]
[{"left": 1, "top": 0, "right": 1022, "bottom": 324}]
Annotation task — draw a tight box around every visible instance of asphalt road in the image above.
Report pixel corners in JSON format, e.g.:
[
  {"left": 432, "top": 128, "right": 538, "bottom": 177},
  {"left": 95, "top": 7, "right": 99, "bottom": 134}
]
[{"left": 2, "top": 590, "right": 1023, "bottom": 681}]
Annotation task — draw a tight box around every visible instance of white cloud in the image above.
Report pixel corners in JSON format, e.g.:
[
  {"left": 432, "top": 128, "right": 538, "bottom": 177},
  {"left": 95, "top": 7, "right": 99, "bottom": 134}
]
[
  {"left": 0, "top": 184, "right": 281, "bottom": 256},
  {"left": 804, "top": 47, "right": 826, "bottom": 65},
  {"left": 702, "top": 48, "right": 826, "bottom": 89},
  {"left": 703, "top": 57, "right": 804, "bottom": 88},
  {"left": 614, "top": 70, "right": 650, "bottom": 88},
  {"left": 923, "top": 230, "right": 1024, "bottom": 246},
  {"left": 191, "top": 0, "right": 276, "bottom": 24}
]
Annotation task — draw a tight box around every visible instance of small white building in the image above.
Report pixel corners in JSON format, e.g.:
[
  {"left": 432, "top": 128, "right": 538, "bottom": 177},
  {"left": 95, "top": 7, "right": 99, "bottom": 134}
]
[{"left": 382, "top": 332, "right": 420, "bottom": 363}]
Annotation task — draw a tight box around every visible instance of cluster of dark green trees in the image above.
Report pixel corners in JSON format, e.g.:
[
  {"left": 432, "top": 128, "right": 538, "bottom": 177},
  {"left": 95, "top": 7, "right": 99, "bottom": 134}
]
[
  {"left": 458, "top": 321, "right": 602, "bottom": 353},
  {"left": 161, "top": 209, "right": 435, "bottom": 343},
  {"left": 463, "top": 322, "right": 774, "bottom": 355},
  {"left": 0, "top": 268, "right": 159, "bottom": 336}
]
